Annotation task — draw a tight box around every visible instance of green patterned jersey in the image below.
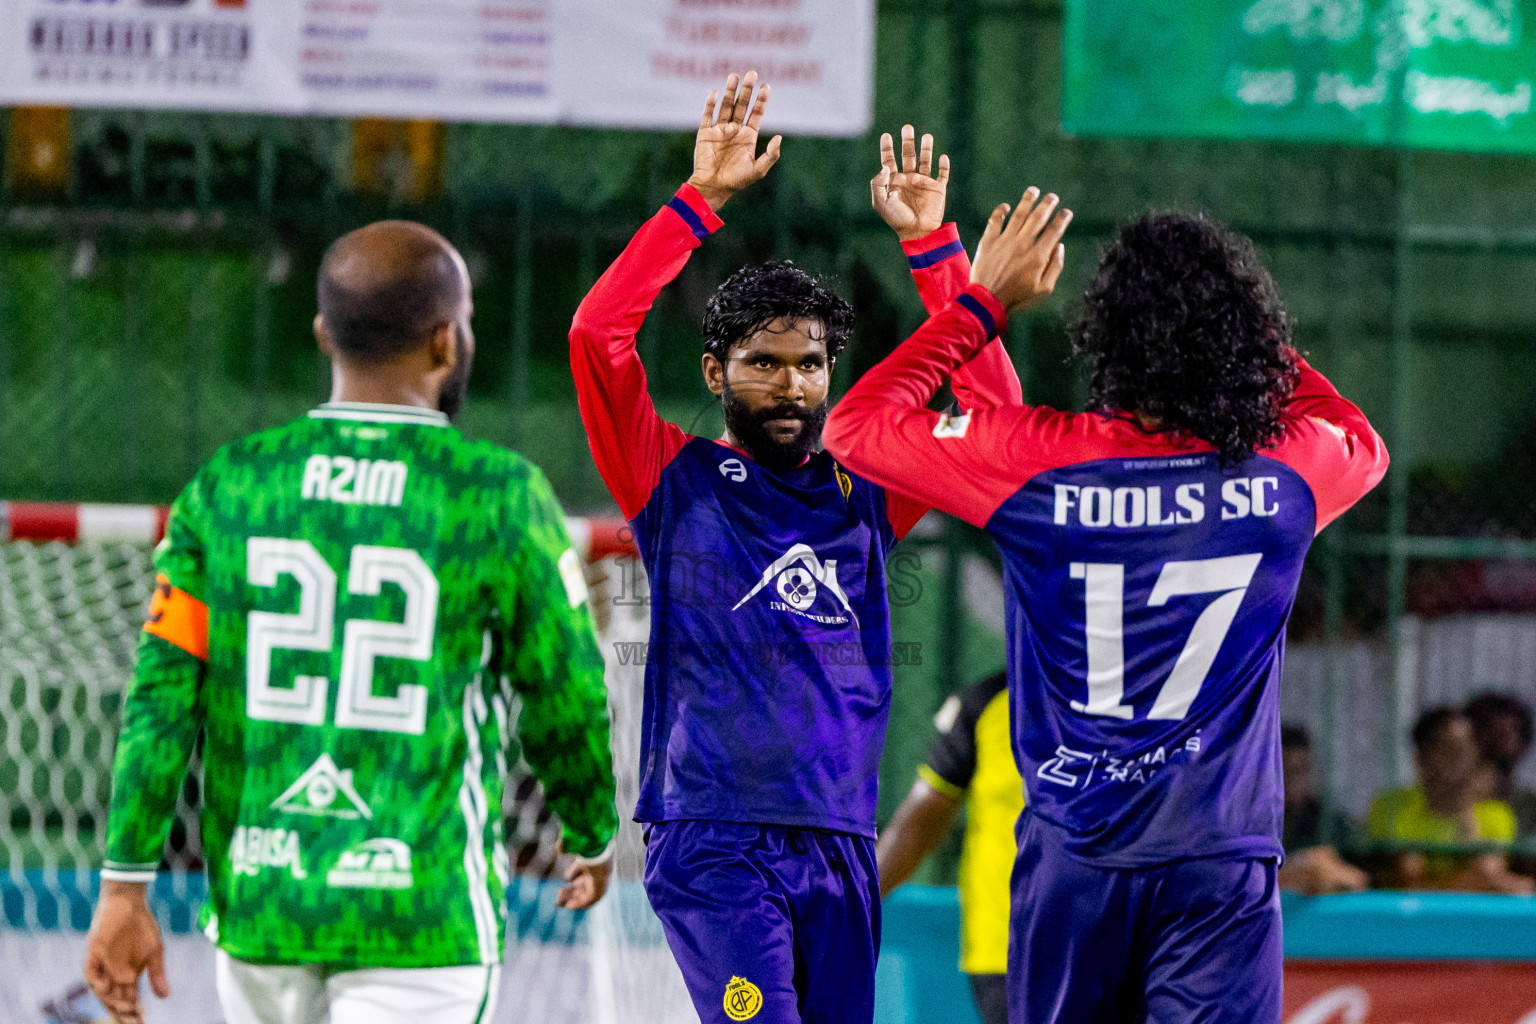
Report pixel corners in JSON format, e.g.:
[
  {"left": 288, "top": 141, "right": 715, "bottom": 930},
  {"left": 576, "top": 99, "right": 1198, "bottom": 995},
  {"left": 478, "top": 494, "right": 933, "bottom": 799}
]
[{"left": 102, "top": 401, "right": 618, "bottom": 969}]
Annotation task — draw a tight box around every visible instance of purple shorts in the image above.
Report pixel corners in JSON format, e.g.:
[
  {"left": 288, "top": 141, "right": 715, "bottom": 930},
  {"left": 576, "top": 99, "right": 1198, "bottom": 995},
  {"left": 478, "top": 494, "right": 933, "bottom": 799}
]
[
  {"left": 643, "top": 820, "right": 880, "bottom": 1024},
  {"left": 1009, "top": 811, "right": 1283, "bottom": 1024}
]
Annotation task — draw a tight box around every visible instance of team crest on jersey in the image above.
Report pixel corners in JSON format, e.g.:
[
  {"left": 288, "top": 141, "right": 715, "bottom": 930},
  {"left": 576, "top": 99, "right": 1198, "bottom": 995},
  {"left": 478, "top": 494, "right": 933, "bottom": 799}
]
[
  {"left": 720, "top": 457, "right": 748, "bottom": 482},
  {"left": 733, "top": 543, "right": 859, "bottom": 627},
  {"left": 834, "top": 463, "right": 854, "bottom": 501},
  {"left": 270, "top": 753, "right": 373, "bottom": 820},
  {"left": 723, "top": 976, "right": 763, "bottom": 1021},
  {"left": 932, "top": 411, "right": 971, "bottom": 438},
  {"left": 326, "top": 838, "right": 414, "bottom": 890}
]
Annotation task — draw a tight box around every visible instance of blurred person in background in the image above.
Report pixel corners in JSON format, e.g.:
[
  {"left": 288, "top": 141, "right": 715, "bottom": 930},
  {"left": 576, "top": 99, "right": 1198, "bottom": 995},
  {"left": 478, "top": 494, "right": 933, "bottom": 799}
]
[
  {"left": 1465, "top": 691, "right": 1536, "bottom": 836},
  {"left": 877, "top": 672, "right": 1018, "bottom": 1024},
  {"left": 1368, "top": 705, "right": 1531, "bottom": 894},
  {"left": 1277, "top": 724, "right": 1367, "bottom": 894}
]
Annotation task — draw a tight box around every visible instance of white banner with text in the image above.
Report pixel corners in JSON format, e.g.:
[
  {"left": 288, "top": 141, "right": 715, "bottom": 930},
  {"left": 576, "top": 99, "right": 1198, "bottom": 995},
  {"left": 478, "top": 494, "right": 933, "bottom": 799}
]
[{"left": 0, "top": 0, "right": 873, "bottom": 136}]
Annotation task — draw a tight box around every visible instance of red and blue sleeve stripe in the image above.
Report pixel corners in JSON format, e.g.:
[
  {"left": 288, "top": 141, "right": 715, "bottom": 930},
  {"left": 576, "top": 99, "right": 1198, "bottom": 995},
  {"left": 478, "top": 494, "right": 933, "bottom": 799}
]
[
  {"left": 665, "top": 184, "right": 724, "bottom": 240},
  {"left": 907, "top": 237, "right": 966, "bottom": 269}
]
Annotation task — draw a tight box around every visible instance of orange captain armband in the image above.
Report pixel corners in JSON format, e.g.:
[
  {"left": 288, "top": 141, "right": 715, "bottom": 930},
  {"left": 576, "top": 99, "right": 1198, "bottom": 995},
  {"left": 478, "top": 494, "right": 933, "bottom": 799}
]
[{"left": 143, "top": 574, "right": 209, "bottom": 661}]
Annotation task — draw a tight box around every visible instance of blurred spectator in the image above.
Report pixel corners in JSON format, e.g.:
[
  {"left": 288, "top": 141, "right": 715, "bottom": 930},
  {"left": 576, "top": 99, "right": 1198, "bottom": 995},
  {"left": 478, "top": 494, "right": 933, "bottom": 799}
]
[
  {"left": 1368, "top": 706, "right": 1532, "bottom": 894},
  {"left": 1277, "top": 724, "right": 1367, "bottom": 894},
  {"left": 1465, "top": 691, "right": 1536, "bottom": 836}
]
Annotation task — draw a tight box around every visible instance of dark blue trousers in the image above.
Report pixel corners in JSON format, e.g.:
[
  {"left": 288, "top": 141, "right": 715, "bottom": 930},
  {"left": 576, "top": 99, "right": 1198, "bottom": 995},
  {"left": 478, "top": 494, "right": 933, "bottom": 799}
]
[{"left": 643, "top": 820, "right": 880, "bottom": 1024}]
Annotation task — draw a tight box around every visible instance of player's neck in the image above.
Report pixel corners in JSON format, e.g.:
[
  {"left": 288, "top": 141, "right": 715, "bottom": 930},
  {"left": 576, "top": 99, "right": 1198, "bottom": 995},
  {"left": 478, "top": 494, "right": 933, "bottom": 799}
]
[{"left": 328, "top": 369, "right": 441, "bottom": 412}]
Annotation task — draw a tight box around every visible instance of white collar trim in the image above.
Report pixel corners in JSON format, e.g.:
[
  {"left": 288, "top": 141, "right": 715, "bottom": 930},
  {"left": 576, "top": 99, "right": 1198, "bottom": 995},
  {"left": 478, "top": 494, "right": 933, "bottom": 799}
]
[{"left": 309, "top": 402, "right": 449, "bottom": 426}]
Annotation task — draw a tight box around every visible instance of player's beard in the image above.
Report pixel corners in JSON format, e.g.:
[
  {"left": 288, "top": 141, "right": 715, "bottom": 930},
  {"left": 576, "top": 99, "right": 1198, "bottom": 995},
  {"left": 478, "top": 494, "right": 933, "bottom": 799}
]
[
  {"left": 722, "top": 383, "right": 828, "bottom": 474},
  {"left": 438, "top": 329, "right": 471, "bottom": 422}
]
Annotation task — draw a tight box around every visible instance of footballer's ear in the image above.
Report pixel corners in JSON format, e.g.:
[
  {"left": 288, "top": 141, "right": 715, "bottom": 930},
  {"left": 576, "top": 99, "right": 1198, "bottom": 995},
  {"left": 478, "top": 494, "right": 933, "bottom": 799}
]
[
  {"left": 429, "top": 322, "right": 457, "bottom": 371},
  {"left": 702, "top": 351, "right": 726, "bottom": 396},
  {"left": 314, "top": 314, "right": 335, "bottom": 356}
]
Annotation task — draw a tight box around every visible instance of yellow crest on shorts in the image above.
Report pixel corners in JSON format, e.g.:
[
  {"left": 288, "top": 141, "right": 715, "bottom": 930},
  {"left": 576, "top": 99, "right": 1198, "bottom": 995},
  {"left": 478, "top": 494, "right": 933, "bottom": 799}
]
[{"left": 723, "top": 975, "right": 763, "bottom": 1021}]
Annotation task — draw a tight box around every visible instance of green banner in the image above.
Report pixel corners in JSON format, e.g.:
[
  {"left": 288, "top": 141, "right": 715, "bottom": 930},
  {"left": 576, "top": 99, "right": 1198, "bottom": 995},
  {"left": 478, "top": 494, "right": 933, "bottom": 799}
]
[{"left": 1063, "top": 0, "right": 1536, "bottom": 154}]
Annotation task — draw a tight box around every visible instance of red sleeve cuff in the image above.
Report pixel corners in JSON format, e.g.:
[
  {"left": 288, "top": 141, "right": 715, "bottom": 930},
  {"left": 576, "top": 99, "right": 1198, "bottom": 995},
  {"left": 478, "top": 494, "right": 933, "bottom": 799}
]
[
  {"left": 902, "top": 223, "right": 966, "bottom": 269},
  {"left": 955, "top": 284, "right": 1008, "bottom": 341},
  {"left": 668, "top": 183, "right": 725, "bottom": 238}
]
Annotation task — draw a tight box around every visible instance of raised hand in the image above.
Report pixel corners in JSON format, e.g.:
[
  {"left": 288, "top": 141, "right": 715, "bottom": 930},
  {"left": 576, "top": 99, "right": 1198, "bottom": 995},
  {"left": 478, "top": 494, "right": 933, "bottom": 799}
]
[
  {"left": 687, "top": 71, "right": 783, "bottom": 213},
  {"left": 871, "top": 125, "right": 951, "bottom": 241},
  {"left": 969, "top": 187, "right": 1072, "bottom": 313}
]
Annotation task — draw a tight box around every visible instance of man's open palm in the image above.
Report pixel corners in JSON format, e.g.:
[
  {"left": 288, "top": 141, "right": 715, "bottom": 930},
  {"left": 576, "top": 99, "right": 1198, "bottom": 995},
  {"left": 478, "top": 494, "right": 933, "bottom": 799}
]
[
  {"left": 688, "top": 71, "right": 782, "bottom": 212},
  {"left": 871, "top": 125, "right": 950, "bottom": 241}
]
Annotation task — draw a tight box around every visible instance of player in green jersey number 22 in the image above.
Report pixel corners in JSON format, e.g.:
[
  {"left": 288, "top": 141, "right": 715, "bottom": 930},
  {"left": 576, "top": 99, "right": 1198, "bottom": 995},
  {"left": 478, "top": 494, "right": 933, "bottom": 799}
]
[{"left": 84, "top": 222, "right": 620, "bottom": 1024}]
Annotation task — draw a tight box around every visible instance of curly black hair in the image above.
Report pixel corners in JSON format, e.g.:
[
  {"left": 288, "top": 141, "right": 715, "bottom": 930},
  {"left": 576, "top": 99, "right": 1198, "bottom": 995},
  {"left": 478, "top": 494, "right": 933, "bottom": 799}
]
[
  {"left": 1073, "top": 213, "right": 1300, "bottom": 466},
  {"left": 702, "top": 260, "right": 854, "bottom": 362}
]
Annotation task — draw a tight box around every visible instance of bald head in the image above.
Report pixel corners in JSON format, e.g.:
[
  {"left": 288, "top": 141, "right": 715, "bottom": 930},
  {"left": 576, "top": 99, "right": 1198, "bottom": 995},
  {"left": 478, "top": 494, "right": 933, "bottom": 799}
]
[{"left": 318, "top": 221, "right": 469, "bottom": 361}]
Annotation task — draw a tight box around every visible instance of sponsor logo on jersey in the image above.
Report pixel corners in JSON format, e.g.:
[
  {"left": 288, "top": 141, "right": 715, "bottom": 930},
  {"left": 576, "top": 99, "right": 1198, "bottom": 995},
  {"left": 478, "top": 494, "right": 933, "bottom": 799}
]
[
  {"left": 326, "top": 837, "right": 414, "bottom": 890},
  {"left": 1037, "top": 736, "right": 1204, "bottom": 789},
  {"left": 723, "top": 976, "right": 763, "bottom": 1021},
  {"left": 229, "top": 826, "right": 308, "bottom": 880},
  {"left": 732, "top": 543, "right": 859, "bottom": 627},
  {"left": 270, "top": 753, "right": 373, "bottom": 820},
  {"left": 301, "top": 454, "right": 408, "bottom": 507},
  {"left": 719, "top": 457, "right": 748, "bottom": 482},
  {"left": 932, "top": 410, "right": 971, "bottom": 438}
]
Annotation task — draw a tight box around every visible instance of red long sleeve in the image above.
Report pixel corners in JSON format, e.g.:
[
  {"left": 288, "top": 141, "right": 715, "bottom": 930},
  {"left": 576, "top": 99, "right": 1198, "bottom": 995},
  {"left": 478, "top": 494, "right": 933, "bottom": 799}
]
[
  {"left": 826, "top": 284, "right": 1028, "bottom": 527},
  {"left": 570, "top": 184, "right": 721, "bottom": 520},
  {"left": 880, "top": 227, "right": 1025, "bottom": 537},
  {"left": 826, "top": 292, "right": 1389, "bottom": 535},
  {"left": 904, "top": 223, "right": 1024, "bottom": 411},
  {"left": 1268, "top": 358, "right": 1390, "bottom": 531}
]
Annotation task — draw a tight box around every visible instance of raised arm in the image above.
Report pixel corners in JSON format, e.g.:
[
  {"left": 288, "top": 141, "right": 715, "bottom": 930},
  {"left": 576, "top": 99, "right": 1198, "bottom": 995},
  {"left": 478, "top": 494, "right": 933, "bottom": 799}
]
[
  {"left": 570, "top": 187, "right": 714, "bottom": 519},
  {"left": 1270, "top": 357, "right": 1390, "bottom": 532},
  {"left": 872, "top": 125, "right": 1023, "bottom": 410},
  {"left": 826, "top": 190, "right": 1072, "bottom": 526},
  {"left": 571, "top": 71, "right": 781, "bottom": 520}
]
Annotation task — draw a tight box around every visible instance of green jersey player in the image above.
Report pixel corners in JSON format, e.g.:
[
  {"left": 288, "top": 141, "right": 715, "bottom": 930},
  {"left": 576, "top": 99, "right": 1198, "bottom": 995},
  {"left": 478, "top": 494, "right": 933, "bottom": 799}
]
[{"left": 84, "top": 222, "right": 619, "bottom": 1024}]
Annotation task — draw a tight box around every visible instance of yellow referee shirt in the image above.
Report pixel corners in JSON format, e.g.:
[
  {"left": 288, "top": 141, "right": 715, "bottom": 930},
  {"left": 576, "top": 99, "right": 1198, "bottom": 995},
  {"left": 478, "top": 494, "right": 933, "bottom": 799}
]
[{"left": 920, "top": 673, "right": 1022, "bottom": 976}]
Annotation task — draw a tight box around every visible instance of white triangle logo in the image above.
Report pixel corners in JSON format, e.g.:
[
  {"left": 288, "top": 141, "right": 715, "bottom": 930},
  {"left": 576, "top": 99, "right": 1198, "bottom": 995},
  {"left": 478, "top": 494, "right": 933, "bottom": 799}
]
[
  {"left": 270, "top": 753, "right": 373, "bottom": 821},
  {"left": 732, "top": 543, "right": 860, "bottom": 627}
]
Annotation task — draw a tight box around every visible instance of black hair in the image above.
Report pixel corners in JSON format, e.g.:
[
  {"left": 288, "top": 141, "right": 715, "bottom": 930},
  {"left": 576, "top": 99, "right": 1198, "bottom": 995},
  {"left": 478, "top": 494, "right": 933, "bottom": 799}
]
[
  {"left": 1073, "top": 212, "right": 1301, "bottom": 466},
  {"left": 1466, "top": 691, "right": 1536, "bottom": 751},
  {"left": 701, "top": 261, "right": 854, "bottom": 362},
  {"left": 318, "top": 225, "right": 464, "bottom": 361},
  {"left": 1411, "top": 705, "right": 1466, "bottom": 752},
  {"left": 1281, "top": 723, "right": 1310, "bottom": 751}
]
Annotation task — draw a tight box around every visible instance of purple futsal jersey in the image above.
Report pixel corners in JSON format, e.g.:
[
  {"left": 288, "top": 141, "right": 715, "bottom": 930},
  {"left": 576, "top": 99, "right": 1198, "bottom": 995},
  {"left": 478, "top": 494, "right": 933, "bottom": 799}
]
[
  {"left": 827, "top": 285, "right": 1390, "bottom": 866},
  {"left": 570, "top": 185, "right": 1024, "bottom": 838}
]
